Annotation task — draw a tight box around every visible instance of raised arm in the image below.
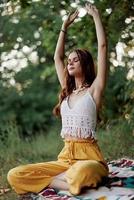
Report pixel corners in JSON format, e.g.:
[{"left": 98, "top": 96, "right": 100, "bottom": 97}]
[
  {"left": 54, "top": 10, "right": 79, "bottom": 88},
  {"left": 86, "top": 3, "right": 107, "bottom": 92}
]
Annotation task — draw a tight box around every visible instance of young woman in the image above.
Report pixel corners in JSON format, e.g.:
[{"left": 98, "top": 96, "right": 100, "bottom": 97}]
[{"left": 7, "top": 3, "right": 109, "bottom": 197}]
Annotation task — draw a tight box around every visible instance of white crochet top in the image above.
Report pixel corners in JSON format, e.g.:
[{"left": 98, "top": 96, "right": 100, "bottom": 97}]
[{"left": 60, "top": 89, "right": 97, "bottom": 139}]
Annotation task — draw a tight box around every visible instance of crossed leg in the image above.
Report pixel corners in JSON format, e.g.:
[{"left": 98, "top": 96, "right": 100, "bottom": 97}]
[
  {"left": 50, "top": 160, "right": 108, "bottom": 195},
  {"left": 65, "top": 160, "right": 108, "bottom": 195},
  {"left": 7, "top": 160, "right": 108, "bottom": 195},
  {"left": 7, "top": 160, "right": 68, "bottom": 194}
]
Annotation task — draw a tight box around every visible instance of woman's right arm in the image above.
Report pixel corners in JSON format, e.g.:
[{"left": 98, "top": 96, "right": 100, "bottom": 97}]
[{"left": 54, "top": 10, "right": 79, "bottom": 88}]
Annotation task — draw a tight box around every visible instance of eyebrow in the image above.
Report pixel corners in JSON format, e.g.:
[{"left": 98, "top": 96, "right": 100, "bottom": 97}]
[{"left": 67, "top": 56, "right": 79, "bottom": 61}]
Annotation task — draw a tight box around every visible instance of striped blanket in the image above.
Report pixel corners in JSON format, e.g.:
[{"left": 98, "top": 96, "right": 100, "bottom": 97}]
[{"left": 39, "top": 158, "right": 134, "bottom": 200}]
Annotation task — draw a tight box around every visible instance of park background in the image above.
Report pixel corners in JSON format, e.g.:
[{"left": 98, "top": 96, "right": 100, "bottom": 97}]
[{"left": 0, "top": 0, "right": 134, "bottom": 199}]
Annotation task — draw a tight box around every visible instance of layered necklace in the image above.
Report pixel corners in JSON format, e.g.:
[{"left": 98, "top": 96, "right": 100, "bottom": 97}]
[{"left": 72, "top": 83, "right": 89, "bottom": 95}]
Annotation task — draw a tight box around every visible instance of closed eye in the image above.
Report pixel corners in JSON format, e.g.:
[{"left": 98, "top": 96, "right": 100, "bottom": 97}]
[
  {"left": 67, "top": 58, "right": 80, "bottom": 64},
  {"left": 74, "top": 58, "right": 79, "bottom": 62}
]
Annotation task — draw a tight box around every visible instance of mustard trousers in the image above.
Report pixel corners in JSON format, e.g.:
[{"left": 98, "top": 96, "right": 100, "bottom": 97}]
[{"left": 7, "top": 139, "right": 109, "bottom": 195}]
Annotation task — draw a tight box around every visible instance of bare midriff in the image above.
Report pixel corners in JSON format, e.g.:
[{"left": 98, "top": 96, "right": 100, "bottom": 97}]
[{"left": 64, "top": 135, "right": 96, "bottom": 142}]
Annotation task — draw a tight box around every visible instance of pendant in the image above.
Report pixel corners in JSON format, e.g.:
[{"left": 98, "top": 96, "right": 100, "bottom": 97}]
[
  {"left": 72, "top": 87, "right": 86, "bottom": 94},
  {"left": 72, "top": 83, "right": 89, "bottom": 94}
]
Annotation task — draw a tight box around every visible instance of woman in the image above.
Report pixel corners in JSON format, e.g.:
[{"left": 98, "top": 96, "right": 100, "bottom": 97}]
[{"left": 7, "top": 3, "right": 109, "bottom": 197}]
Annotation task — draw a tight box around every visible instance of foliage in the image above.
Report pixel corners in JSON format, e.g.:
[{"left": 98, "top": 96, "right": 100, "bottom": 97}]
[{"left": 0, "top": 0, "right": 134, "bottom": 137}]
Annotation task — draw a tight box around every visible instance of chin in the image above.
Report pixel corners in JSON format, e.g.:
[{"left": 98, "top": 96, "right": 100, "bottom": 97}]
[
  {"left": 68, "top": 71, "right": 75, "bottom": 76},
  {"left": 68, "top": 70, "right": 75, "bottom": 76}
]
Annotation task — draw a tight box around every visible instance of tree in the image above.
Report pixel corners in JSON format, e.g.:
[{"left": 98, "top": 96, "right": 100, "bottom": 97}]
[{"left": 0, "top": 0, "right": 133, "bottom": 137}]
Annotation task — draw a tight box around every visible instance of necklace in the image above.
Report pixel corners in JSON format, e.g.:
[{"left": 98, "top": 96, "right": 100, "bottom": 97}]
[{"left": 72, "top": 83, "right": 89, "bottom": 95}]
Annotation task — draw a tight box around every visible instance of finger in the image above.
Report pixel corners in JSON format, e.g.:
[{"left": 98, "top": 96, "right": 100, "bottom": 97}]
[
  {"left": 92, "top": 5, "right": 96, "bottom": 9},
  {"left": 86, "top": 2, "right": 92, "bottom": 8},
  {"left": 85, "top": 4, "right": 91, "bottom": 12},
  {"left": 85, "top": 3, "right": 88, "bottom": 9},
  {"left": 85, "top": 5, "right": 88, "bottom": 11},
  {"left": 68, "top": 11, "right": 73, "bottom": 16},
  {"left": 74, "top": 9, "right": 79, "bottom": 13},
  {"left": 86, "top": 2, "right": 91, "bottom": 6},
  {"left": 74, "top": 10, "right": 79, "bottom": 17},
  {"left": 87, "top": 2, "right": 95, "bottom": 10},
  {"left": 72, "top": 10, "right": 79, "bottom": 18},
  {"left": 71, "top": 9, "right": 78, "bottom": 14},
  {"left": 85, "top": 6, "right": 90, "bottom": 11},
  {"left": 68, "top": 12, "right": 74, "bottom": 19},
  {"left": 73, "top": 9, "right": 79, "bottom": 16}
]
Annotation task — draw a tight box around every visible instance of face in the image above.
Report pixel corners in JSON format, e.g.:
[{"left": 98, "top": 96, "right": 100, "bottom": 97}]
[{"left": 67, "top": 51, "right": 82, "bottom": 77}]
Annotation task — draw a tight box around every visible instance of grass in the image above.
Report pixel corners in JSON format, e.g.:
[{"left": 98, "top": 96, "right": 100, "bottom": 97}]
[
  {"left": 0, "top": 121, "right": 133, "bottom": 200},
  {"left": 97, "top": 123, "right": 134, "bottom": 161}
]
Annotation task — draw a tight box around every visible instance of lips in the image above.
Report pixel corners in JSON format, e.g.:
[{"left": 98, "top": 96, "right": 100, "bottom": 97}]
[{"left": 69, "top": 67, "right": 75, "bottom": 70}]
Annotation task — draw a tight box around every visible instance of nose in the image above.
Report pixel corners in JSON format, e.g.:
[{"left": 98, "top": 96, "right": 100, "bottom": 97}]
[{"left": 68, "top": 60, "right": 74, "bottom": 66}]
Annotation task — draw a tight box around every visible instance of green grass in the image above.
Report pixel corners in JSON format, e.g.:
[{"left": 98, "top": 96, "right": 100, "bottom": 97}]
[
  {"left": 97, "top": 123, "right": 134, "bottom": 161},
  {"left": 0, "top": 121, "right": 133, "bottom": 200}
]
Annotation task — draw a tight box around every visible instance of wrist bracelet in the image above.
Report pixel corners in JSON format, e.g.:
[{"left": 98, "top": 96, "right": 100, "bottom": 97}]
[{"left": 61, "top": 29, "right": 67, "bottom": 34}]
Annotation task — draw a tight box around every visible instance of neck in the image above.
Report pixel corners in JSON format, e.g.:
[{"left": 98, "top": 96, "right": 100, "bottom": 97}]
[
  {"left": 73, "top": 82, "right": 89, "bottom": 95},
  {"left": 74, "top": 77, "right": 85, "bottom": 90}
]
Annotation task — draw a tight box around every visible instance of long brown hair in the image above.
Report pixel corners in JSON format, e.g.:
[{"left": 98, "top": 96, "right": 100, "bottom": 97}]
[{"left": 53, "top": 48, "right": 96, "bottom": 117}]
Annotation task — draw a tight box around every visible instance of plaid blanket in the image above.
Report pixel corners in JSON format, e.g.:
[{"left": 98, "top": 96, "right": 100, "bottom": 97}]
[{"left": 20, "top": 158, "right": 134, "bottom": 200}]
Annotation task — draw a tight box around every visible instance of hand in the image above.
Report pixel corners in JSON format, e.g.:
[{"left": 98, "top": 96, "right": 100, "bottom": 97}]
[
  {"left": 85, "top": 3, "right": 99, "bottom": 18},
  {"left": 63, "top": 10, "right": 79, "bottom": 29}
]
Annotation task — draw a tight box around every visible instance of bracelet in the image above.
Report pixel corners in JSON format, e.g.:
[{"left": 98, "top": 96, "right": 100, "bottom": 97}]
[{"left": 61, "top": 29, "right": 67, "bottom": 34}]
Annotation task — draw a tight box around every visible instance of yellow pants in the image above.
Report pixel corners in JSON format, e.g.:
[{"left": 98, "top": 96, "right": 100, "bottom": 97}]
[{"left": 7, "top": 139, "right": 109, "bottom": 195}]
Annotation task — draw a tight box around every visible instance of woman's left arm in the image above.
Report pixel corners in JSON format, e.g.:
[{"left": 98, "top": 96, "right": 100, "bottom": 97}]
[{"left": 86, "top": 3, "right": 108, "bottom": 93}]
